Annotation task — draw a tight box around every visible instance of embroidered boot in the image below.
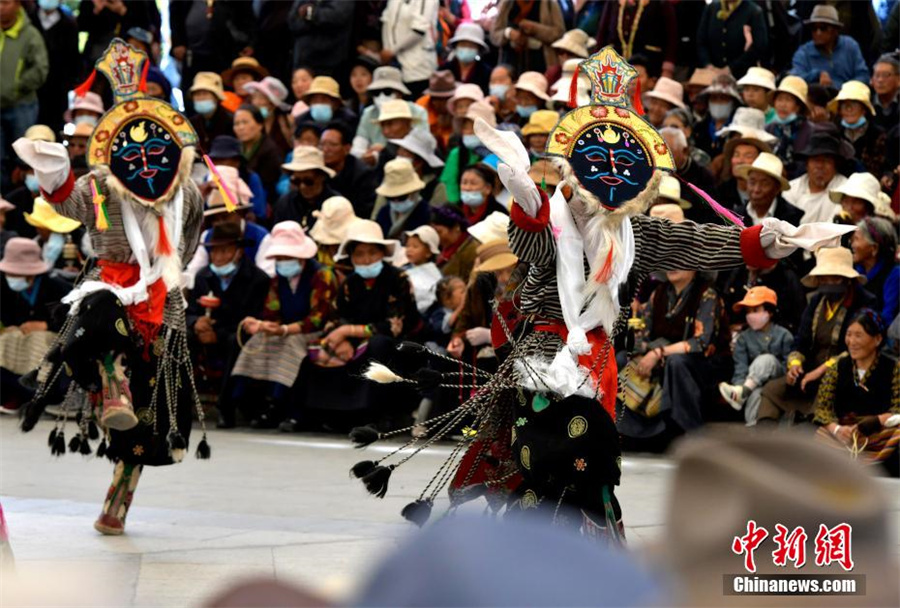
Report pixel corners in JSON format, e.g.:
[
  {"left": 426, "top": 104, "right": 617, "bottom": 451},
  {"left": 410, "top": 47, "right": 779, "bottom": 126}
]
[
  {"left": 94, "top": 461, "right": 142, "bottom": 535},
  {"left": 99, "top": 353, "right": 138, "bottom": 431}
]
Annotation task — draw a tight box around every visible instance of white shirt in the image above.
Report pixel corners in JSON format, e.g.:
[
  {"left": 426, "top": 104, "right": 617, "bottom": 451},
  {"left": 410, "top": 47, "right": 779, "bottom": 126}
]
[
  {"left": 404, "top": 262, "right": 442, "bottom": 314},
  {"left": 783, "top": 173, "right": 848, "bottom": 225},
  {"left": 746, "top": 198, "right": 778, "bottom": 225}
]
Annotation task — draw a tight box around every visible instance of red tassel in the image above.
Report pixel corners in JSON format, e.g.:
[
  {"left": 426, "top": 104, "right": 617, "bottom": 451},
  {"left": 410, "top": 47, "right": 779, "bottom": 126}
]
[
  {"left": 138, "top": 60, "right": 149, "bottom": 94},
  {"left": 74, "top": 69, "right": 96, "bottom": 98},
  {"left": 156, "top": 216, "right": 173, "bottom": 256},
  {"left": 594, "top": 243, "right": 615, "bottom": 284},
  {"left": 632, "top": 78, "right": 644, "bottom": 116},
  {"left": 568, "top": 65, "right": 580, "bottom": 109}
]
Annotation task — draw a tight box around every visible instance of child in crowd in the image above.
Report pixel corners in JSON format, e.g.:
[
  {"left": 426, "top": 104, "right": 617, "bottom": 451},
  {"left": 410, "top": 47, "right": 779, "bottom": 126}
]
[
  {"left": 402, "top": 226, "right": 443, "bottom": 314},
  {"left": 718, "top": 286, "right": 793, "bottom": 426},
  {"left": 428, "top": 275, "right": 467, "bottom": 341}
]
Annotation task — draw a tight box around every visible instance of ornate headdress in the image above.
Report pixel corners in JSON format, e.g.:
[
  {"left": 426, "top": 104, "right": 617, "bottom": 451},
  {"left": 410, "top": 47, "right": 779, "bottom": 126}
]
[{"left": 79, "top": 39, "right": 198, "bottom": 208}]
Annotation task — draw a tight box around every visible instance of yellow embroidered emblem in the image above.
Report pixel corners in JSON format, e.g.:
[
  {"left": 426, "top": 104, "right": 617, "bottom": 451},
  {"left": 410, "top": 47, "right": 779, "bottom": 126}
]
[
  {"left": 521, "top": 489, "right": 538, "bottom": 509},
  {"left": 568, "top": 416, "right": 588, "bottom": 438},
  {"left": 115, "top": 318, "right": 128, "bottom": 337},
  {"left": 520, "top": 445, "right": 531, "bottom": 470},
  {"left": 132, "top": 445, "right": 144, "bottom": 456}
]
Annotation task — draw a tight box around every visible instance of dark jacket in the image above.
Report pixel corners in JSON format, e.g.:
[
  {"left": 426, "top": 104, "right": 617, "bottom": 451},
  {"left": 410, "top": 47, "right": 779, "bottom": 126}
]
[
  {"left": 288, "top": 0, "right": 354, "bottom": 75},
  {"left": 33, "top": 6, "right": 79, "bottom": 134},
  {"left": 814, "top": 352, "right": 898, "bottom": 425},
  {"left": 376, "top": 198, "right": 432, "bottom": 239},
  {"left": 0, "top": 273, "right": 71, "bottom": 330},
  {"left": 186, "top": 255, "right": 270, "bottom": 343},
  {"left": 190, "top": 106, "right": 235, "bottom": 156},
  {"left": 766, "top": 118, "right": 813, "bottom": 180},
  {"left": 696, "top": 0, "right": 768, "bottom": 78},
  {"left": 677, "top": 157, "right": 721, "bottom": 225},
  {"left": 717, "top": 262, "right": 808, "bottom": 334},
  {"left": 272, "top": 183, "right": 340, "bottom": 229},
  {"left": 337, "top": 263, "right": 421, "bottom": 338},
  {"left": 329, "top": 155, "right": 377, "bottom": 219},
  {"left": 596, "top": 0, "right": 677, "bottom": 77},
  {"left": 791, "top": 286, "right": 878, "bottom": 366},
  {"left": 742, "top": 196, "right": 804, "bottom": 227},
  {"left": 245, "top": 135, "right": 285, "bottom": 204},
  {"left": 251, "top": 0, "right": 294, "bottom": 84},
  {"left": 440, "top": 58, "right": 493, "bottom": 96},
  {"left": 77, "top": 0, "right": 160, "bottom": 66},
  {"left": 840, "top": 121, "right": 887, "bottom": 179},
  {"left": 169, "top": 0, "right": 255, "bottom": 74}
]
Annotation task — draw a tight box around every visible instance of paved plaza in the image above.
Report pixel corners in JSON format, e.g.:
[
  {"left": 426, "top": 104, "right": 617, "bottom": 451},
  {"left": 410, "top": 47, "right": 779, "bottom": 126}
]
[{"left": 1, "top": 419, "right": 897, "bottom": 606}]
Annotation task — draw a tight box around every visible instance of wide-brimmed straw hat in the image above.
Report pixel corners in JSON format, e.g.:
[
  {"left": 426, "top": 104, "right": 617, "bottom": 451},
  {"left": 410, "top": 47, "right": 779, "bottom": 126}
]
[
  {"left": 281, "top": 146, "right": 336, "bottom": 177},
  {"left": 768, "top": 75, "right": 811, "bottom": 111},
  {"left": 551, "top": 29, "right": 595, "bottom": 58},
  {"left": 515, "top": 72, "right": 550, "bottom": 101},
  {"left": 64, "top": 92, "right": 104, "bottom": 123},
  {"left": 222, "top": 57, "right": 268, "bottom": 88},
  {"left": 474, "top": 239, "right": 518, "bottom": 272},
  {"left": 303, "top": 76, "right": 342, "bottom": 102},
  {"left": 804, "top": 4, "right": 843, "bottom": 27},
  {"left": 655, "top": 175, "right": 691, "bottom": 209},
  {"left": 448, "top": 22, "right": 488, "bottom": 50},
  {"left": 828, "top": 172, "right": 882, "bottom": 208},
  {"left": 736, "top": 67, "right": 776, "bottom": 91},
  {"left": 801, "top": 246, "right": 865, "bottom": 287},
  {"left": 204, "top": 165, "right": 253, "bottom": 216},
  {"left": 389, "top": 129, "right": 444, "bottom": 169},
  {"left": 686, "top": 68, "right": 717, "bottom": 90},
  {"left": 448, "top": 83, "right": 485, "bottom": 113},
  {"left": 403, "top": 225, "right": 441, "bottom": 255},
  {"left": 733, "top": 152, "right": 790, "bottom": 191},
  {"left": 24, "top": 125, "right": 56, "bottom": 143},
  {"left": 245, "top": 77, "right": 291, "bottom": 112},
  {"left": 826, "top": 80, "right": 876, "bottom": 116},
  {"left": 717, "top": 107, "right": 777, "bottom": 144},
  {"left": 732, "top": 285, "right": 777, "bottom": 311},
  {"left": 377, "top": 99, "right": 414, "bottom": 123},
  {"left": 335, "top": 219, "right": 398, "bottom": 260},
  {"left": 646, "top": 77, "right": 686, "bottom": 109},
  {"left": 264, "top": 221, "right": 318, "bottom": 260},
  {"left": 0, "top": 237, "right": 49, "bottom": 275},
  {"left": 468, "top": 211, "right": 510, "bottom": 243},
  {"left": 528, "top": 159, "right": 561, "bottom": 188},
  {"left": 648, "top": 203, "right": 685, "bottom": 223},
  {"left": 25, "top": 198, "right": 81, "bottom": 233},
  {"left": 204, "top": 222, "right": 250, "bottom": 248},
  {"left": 310, "top": 196, "right": 358, "bottom": 245},
  {"left": 190, "top": 72, "right": 226, "bottom": 101},
  {"left": 70, "top": 122, "right": 94, "bottom": 138},
  {"left": 464, "top": 100, "right": 496, "bottom": 129},
  {"left": 697, "top": 76, "right": 742, "bottom": 104},
  {"left": 376, "top": 158, "right": 426, "bottom": 198},
  {"left": 521, "top": 110, "right": 559, "bottom": 136},
  {"left": 368, "top": 66, "right": 410, "bottom": 95}
]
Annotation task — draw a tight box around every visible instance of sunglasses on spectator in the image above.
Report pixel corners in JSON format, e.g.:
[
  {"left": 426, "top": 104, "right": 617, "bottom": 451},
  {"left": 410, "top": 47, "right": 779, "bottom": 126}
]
[
  {"left": 291, "top": 177, "right": 317, "bottom": 187},
  {"left": 386, "top": 195, "right": 410, "bottom": 202},
  {"left": 811, "top": 24, "right": 833, "bottom": 32}
]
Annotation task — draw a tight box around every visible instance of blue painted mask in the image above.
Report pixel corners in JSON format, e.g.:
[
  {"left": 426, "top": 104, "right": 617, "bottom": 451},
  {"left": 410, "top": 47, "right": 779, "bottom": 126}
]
[
  {"left": 568, "top": 124, "right": 654, "bottom": 210},
  {"left": 110, "top": 118, "right": 181, "bottom": 203}
]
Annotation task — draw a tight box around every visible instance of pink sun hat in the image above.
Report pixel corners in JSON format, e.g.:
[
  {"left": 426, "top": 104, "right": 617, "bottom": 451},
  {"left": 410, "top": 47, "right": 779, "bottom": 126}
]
[
  {"left": 0, "top": 237, "right": 50, "bottom": 275},
  {"left": 64, "top": 92, "right": 105, "bottom": 123},
  {"left": 265, "top": 221, "right": 319, "bottom": 260}
]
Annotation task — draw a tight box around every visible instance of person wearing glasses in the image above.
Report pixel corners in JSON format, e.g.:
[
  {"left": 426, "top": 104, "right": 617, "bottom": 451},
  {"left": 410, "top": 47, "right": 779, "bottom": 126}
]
[{"left": 790, "top": 5, "right": 869, "bottom": 89}]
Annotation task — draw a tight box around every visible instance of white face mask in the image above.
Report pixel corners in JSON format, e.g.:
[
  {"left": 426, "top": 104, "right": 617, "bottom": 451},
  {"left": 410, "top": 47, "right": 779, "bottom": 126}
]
[
  {"left": 709, "top": 101, "right": 734, "bottom": 121},
  {"left": 373, "top": 93, "right": 394, "bottom": 111},
  {"left": 745, "top": 310, "right": 771, "bottom": 331}
]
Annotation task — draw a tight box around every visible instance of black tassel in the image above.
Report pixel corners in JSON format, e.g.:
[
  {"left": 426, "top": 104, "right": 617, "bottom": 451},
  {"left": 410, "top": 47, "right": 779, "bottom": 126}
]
[
  {"left": 414, "top": 368, "right": 443, "bottom": 392},
  {"left": 79, "top": 438, "right": 92, "bottom": 455},
  {"left": 350, "top": 460, "right": 377, "bottom": 479},
  {"left": 88, "top": 421, "right": 100, "bottom": 440},
  {"left": 68, "top": 434, "right": 82, "bottom": 453},
  {"left": 361, "top": 464, "right": 395, "bottom": 498},
  {"left": 53, "top": 431, "right": 66, "bottom": 456},
  {"left": 168, "top": 432, "right": 187, "bottom": 451},
  {"left": 195, "top": 437, "right": 211, "bottom": 460},
  {"left": 401, "top": 499, "right": 433, "bottom": 527},
  {"left": 349, "top": 425, "right": 380, "bottom": 448},
  {"left": 96, "top": 438, "right": 107, "bottom": 459},
  {"left": 48, "top": 427, "right": 57, "bottom": 447}
]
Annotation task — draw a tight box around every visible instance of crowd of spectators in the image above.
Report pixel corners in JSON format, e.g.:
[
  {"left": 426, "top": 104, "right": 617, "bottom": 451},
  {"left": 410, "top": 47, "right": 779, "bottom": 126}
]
[{"left": 0, "top": 0, "right": 898, "bottom": 463}]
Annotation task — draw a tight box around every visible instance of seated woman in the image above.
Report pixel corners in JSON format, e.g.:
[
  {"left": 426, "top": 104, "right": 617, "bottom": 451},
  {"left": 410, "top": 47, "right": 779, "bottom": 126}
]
[
  {"left": 813, "top": 310, "right": 900, "bottom": 477},
  {"left": 618, "top": 267, "right": 732, "bottom": 447},
  {"left": 292, "top": 220, "right": 421, "bottom": 431},
  {"left": 431, "top": 206, "right": 478, "bottom": 283},
  {"left": 375, "top": 158, "right": 431, "bottom": 239},
  {"left": 458, "top": 164, "right": 508, "bottom": 226},
  {"left": 0, "top": 238, "right": 71, "bottom": 413},
  {"left": 233, "top": 105, "right": 284, "bottom": 204},
  {"left": 439, "top": 101, "right": 499, "bottom": 204},
  {"left": 228, "top": 221, "right": 337, "bottom": 430},
  {"left": 851, "top": 216, "right": 898, "bottom": 322}
]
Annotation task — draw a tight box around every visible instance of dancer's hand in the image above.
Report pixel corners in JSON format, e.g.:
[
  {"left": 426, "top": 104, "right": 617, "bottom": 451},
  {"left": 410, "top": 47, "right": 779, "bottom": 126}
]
[
  {"left": 12, "top": 138, "right": 71, "bottom": 194},
  {"left": 498, "top": 164, "right": 542, "bottom": 217},
  {"left": 473, "top": 118, "right": 540, "bottom": 216}
]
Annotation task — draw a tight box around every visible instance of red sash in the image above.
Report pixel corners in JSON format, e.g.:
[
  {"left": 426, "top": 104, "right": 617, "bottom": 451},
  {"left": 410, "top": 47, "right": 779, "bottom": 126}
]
[{"left": 98, "top": 260, "right": 166, "bottom": 349}]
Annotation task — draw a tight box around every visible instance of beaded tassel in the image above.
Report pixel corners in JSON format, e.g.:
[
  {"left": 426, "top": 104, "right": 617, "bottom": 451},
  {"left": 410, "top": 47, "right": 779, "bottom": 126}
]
[{"left": 90, "top": 178, "right": 110, "bottom": 231}]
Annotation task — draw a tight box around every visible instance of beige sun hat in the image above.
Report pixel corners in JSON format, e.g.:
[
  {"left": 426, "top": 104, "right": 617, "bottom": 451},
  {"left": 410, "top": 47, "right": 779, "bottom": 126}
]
[
  {"left": 655, "top": 175, "right": 691, "bottom": 209},
  {"left": 646, "top": 77, "right": 686, "bottom": 109},
  {"left": 686, "top": 67, "right": 717, "bottom": 90},
  {"left": 736, "top": 67, "right": 776, "bottom": 91},
  {"left": 464, "top": 100, "right": 497, "bottom": 128},
  {"left": 716, "top": 107, "right": 777, "bottom": 143},
  {"left": 551, "top": 29, "right": 596, "bottom": 58},
  {"left": 649, "top": 202, "right": 685, "bottom": 223},
  {"left": 804, "top": 4, "right": 844, "bottom": 27},
  {"left": 473, "top": 238, "right": 518, "bottom": 273},
  {"left": 873, "top": 192, "right": 897, "bottom": 222},
  {"left": 24, "top": 125, "right": 56, "bottom": 143},
  {"left": 367, "top": 66, "right": 411, "bottom": 95},
  {"left": 467, "top": 211, "right": 510, "bottom": 243},
  {"left": 768, "top": 75, "right": 811, "bottom": 111},
  {"left": 281, "top": 146, "right": 336, "bottom": 177},
  {"left": 448, "top": 83, "right": 485, "bottom": 113},
  {"left": 335, "top": 219, "right": 398, "bottom": 260},
  {"left": 377, "top": 99, "right": 414, "bottom": 123},
  {"left": 376, "top": 158, "right": 426, "bottom": 198},
  {"left": 71, "top": 122, "right": 94, "bottom": 138},
  {"left": 828, "top": 172, "right": 882, "bottom": 208},
  {"left": 801, "top": 246, "right": 865, "bottom": 287},
  {"left": 204, "top": 165, "right": 253, "bottom": 216},
  {"left": 515, "top": 72, "right": 550, "bottom": 101},
  {"left": 550, "top": 59, "right": 591, "bottom": 104},
  {"left": 733, "top": 152, "right": 790, "bottom": 191},
  {"left": 521, "top": 110, "right": 559, "bottom": 136},
  {"left": 403, "top": 225, "right": 441, "bottom": 256},
  {"left": 64, "top": 92, "right": 104, "bottom": 122},
  {"left": 827, "top": 80, "right": 876, "bottom": 116},
  {"left": 190, "top": 72, "right": 226, "bottom": 101},
  {"left": 303, "top": 76, "right": 342, "bottom": 101},
  {"left": 310, "top": 196, "right": 358, "bottom": 245},
  {"left": 448, "top": 22, "right": 488, "bottom": 50}
]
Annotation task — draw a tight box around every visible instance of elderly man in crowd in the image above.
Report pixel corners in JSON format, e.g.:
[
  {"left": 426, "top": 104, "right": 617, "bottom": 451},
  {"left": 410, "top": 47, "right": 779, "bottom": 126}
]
[
  {"left": 273, "top": 146, "right": 339, "bottom": 229},
  {"left": 871, "top": 54, "right": 899, "bottom": 132},
  {"left": 791, "top": 5, "right": 869, "bottom": 89},
  {"left": 783, "top": 131, "right": 850, "bottom": 224},
  {"left": 734, "top": 153, "right": 804, "bottom": 227},
  {"left": 320, "top": 123, "right": 377, "bottom": 220}
]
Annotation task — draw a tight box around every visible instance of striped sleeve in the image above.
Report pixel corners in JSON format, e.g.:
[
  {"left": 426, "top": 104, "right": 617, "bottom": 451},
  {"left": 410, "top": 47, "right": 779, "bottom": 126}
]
[
  {"left": 631, "top": 214, "right": 745, "bottom": 274},
  {"left": 507, "top": 193, "right": 556, "bottom": 267}
]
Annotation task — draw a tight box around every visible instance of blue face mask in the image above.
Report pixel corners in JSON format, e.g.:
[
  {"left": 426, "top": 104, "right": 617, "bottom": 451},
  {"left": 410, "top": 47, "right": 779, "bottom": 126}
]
[
  {"left": 708, "top": 102, "right": 734, "bottom": 121},
  {"left": 194, "top": 99, "right": 217, "bottom": 116},
  {"left": 5, "top": 276, "right": 30, "bottom": 292},
  {"left": 459, "top": 190, "right": 485, "bottom": 207},
  {"left": 310, "top": 103, "right": 333, "bottom": 123},
  {"left": 455, "top": 47, "right": 479, "bottom": 64},
  {"left": 25, "top": 174, "right": 40, "bottom": 193},
  {"left": 517, "top": 105, "right": 538, "bottom": 119},
  {"left": 390, "top": 199, "right": 416, "bottom": 214},
  {"left": 38, "top": 0, "right": 60, "bottom": 10},
  {"left": 355, "top": 259, "right": 384, "bottom": 279},
  {"left": 773, "top": 113, "right": 798, "bottom": 125},
  {"left": 841, "top": 117, "right": 867, "bottom": 129},
  {"left": 259, "top": 107, "right": 270, "bottom": 120},
  {"left": 275, "top": 259, "right": 303, "bottom": 278},
  {"left": 210, "top": 261, "right": 237, "bottom": 277},
  {"left": 43, "top": 232, "right": 65, "bottom": 265},
  {"left": 74, "top": 115, "right": 98, "bottom": 127},
  {"left": 462, "top": 134, "right": 481, "bottom": 150},
  {"left": 490, "top": 84, "right": 509, "bottom": 101}
]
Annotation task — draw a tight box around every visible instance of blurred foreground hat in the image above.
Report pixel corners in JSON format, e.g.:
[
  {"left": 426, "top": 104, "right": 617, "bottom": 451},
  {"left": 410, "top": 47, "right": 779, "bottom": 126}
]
[
  {"left": 0, "top": 237, "right": 49, "bottom": 275},
  {"left": 24, "top": 125, "right": 56, "bottom": 143},
  {"left": 25, "top": 198, "right": 81, "bottom": 233}
]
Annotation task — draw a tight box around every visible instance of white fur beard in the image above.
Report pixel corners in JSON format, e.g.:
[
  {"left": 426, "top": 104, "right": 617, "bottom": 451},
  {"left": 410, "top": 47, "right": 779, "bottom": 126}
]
[{"left": 137, "top": 201, "right": 183, "bottom": 290}]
